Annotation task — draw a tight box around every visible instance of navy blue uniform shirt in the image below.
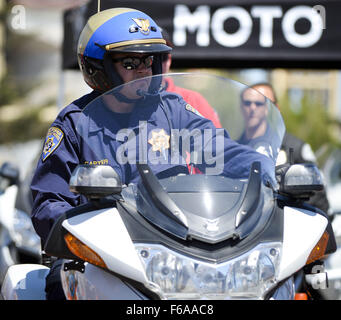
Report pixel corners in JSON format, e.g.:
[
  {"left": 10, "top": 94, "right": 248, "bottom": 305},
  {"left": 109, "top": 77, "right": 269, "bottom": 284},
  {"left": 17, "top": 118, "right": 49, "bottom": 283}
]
[
  {"left": 31, "top": 90, "right": 275, "bottom": 244},
  {"left": 237, "top": 124, "right": 280, "bottom": 160}
]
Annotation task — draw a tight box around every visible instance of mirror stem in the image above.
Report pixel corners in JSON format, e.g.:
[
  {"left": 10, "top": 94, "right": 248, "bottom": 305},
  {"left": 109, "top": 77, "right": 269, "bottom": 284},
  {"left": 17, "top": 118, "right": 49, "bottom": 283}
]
[{"left": 289, "top": 148, "right": 294, "bottom": 165}]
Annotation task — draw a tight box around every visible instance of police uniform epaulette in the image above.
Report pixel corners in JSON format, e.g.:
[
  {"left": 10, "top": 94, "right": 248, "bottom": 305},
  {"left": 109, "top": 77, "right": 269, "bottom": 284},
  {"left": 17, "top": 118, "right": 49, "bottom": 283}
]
[
  {"left": 59, "top": 91, "right": 101, "bottom": 121},
  {"left": 58, "top": 103, "right": 82, "bottom": 121},
  {"left": 163, "top": 91, "right": 183, "bottom": 100}
]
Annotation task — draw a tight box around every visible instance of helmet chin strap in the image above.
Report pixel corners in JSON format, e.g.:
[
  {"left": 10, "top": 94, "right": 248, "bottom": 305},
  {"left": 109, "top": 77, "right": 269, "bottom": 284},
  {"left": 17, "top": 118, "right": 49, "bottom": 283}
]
[
  {"left": 103, "top": 52, "right": 124, "bottom": 89},
  {"left": 102, "top": 53, "right": 140, "bottom": 103}
]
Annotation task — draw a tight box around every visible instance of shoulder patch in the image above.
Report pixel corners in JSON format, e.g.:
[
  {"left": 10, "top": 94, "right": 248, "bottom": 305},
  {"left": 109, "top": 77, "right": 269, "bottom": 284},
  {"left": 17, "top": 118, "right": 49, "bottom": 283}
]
[
  {"left": 185, "top": 103, "right": 203, "bottom": 117},
  {"left": 42, "top": 126, "right": 64, "bottom": 162}
]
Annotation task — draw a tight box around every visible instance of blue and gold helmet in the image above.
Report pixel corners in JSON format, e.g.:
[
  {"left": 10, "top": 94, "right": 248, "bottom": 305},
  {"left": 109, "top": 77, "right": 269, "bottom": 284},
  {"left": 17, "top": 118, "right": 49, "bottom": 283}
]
[{"left": 77, "top": 8, "right": 172, "bottom": 92}]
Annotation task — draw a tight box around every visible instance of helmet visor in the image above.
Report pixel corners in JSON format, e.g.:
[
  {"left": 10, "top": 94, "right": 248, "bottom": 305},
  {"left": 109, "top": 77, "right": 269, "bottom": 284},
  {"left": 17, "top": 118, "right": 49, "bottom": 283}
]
[{"left": 105, "top": 42, "right": 172, "bottom": 54}]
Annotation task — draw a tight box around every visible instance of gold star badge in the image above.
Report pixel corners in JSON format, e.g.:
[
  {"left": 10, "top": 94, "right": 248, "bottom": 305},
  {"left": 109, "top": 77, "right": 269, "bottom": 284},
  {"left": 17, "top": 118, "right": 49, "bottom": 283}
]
[{"left": 148, "top": 129, "right": 170, "bottom": 153}]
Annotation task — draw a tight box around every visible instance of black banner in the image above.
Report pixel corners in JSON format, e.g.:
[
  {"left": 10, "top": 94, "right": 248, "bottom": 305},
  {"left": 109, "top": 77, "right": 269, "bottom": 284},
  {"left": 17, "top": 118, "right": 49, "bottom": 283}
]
[{"left": 62, "top": 0, "right": 341, "bottom": 70}]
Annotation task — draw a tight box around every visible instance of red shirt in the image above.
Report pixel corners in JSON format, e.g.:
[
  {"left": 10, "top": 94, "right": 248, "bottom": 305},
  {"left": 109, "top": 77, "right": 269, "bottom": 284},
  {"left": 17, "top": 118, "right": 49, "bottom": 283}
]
[{"left": 165, "top": 78, "right": 222, "bottom": 128}]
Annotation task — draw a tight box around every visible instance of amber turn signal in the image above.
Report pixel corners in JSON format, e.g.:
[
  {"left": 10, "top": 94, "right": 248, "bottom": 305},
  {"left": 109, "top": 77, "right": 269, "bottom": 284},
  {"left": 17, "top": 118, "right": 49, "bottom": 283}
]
[
  {"left": 294, "top": 293, "right": 308, "bottom": 300},
  {"left": 306, "top": 231, "right": 329, "bottom": 265},
  {"left": 64, "top": 232, "right": 107, "bottom": 269}
]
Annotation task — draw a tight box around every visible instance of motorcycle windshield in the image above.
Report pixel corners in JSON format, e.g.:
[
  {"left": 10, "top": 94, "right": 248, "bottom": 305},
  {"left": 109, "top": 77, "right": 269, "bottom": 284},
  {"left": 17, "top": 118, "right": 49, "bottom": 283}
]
[{"left": 76, "top": 73, "right": 285, "bottom": 242}]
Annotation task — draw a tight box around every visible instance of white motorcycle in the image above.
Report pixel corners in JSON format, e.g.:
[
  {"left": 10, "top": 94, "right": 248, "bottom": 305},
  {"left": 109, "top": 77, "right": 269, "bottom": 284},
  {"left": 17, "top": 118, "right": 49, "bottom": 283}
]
[
  {"left": 0, "top": 162, "right": 41, "bottom": 287},
  {"left": 1, "top": 73, "right": 336, "bottom": 300}
]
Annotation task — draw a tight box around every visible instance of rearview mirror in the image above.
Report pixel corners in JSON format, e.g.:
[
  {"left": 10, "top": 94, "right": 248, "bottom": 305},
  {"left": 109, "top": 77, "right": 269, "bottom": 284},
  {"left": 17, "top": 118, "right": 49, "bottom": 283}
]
[
  {"left": 278, "top": 163, "right": 324, "bottom": 198},
  {"left": 69, "top": 165, "right": 122, "bottom": 199},
  {"left": 0, "top": 162, "right": 20, "bottom": 191}
]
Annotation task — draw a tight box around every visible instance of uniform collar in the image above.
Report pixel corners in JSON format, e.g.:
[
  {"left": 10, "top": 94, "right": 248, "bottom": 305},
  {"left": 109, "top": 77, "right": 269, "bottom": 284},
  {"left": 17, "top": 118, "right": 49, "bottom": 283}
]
[
  {"left": 165, "top": 77, "right": 176, "bottom": 91},
  {"left": 85, "top": 95, "right": 160, "bottom": 139}
]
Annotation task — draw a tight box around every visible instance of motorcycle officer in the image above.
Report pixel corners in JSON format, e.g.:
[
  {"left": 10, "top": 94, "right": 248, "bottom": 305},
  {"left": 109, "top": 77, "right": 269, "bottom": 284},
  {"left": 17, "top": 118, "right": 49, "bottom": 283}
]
[{"left": 30, "top": 8, "right": 276, "bottom": 299}]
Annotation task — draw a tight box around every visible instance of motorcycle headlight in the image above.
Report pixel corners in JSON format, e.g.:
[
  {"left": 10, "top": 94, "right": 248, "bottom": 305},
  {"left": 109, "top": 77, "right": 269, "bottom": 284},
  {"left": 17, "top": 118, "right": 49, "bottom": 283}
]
[{"left": 135, "top": 242, "right": 281, "bottom": 300}]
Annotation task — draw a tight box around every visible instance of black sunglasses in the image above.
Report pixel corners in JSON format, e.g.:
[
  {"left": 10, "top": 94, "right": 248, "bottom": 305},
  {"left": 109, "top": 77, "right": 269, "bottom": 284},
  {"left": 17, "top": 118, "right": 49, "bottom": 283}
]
[
  {"left": 242, "top": 100, "right": 266, "bottom": 107},
  {"left": 112, "top": 55, "right": 154, "bottom": 70}
]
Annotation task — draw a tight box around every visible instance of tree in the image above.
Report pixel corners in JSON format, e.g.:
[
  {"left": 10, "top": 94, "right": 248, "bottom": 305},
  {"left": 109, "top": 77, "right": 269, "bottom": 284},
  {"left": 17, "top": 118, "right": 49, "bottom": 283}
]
[{"left": 279, "top": 91, "right": 341, "bottom": 154}]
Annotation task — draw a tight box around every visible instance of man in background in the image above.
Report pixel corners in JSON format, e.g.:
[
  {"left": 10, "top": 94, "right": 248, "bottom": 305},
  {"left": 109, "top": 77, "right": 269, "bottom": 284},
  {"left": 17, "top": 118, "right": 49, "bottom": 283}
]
[
  {"left": 237, "top": 85, "right": 279, "bottom": 160},
  {"left": 251, "top": 82, "right": 330, "bottom": 215}
]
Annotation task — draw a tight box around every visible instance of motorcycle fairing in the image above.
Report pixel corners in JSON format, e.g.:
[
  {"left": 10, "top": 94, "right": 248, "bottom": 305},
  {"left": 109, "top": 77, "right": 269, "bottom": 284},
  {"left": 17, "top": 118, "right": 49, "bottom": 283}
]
[
  {"left": 117, "top": 194, "right": 284, "bottom": 264},
  {"left": 61, "top": 207, "right": 148, "bottom": 284},
  {"left": 277, "top": 206, "right": 328, "bottom": 281},
  {"left": 43, "top": 199, "right": 115, "bottom": 260},
  {"left": 60, "top": 261, "right": 149, "bottom": 300},
  {"left": 132, "top": 161, "right": 270, "bottom": 244}
]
